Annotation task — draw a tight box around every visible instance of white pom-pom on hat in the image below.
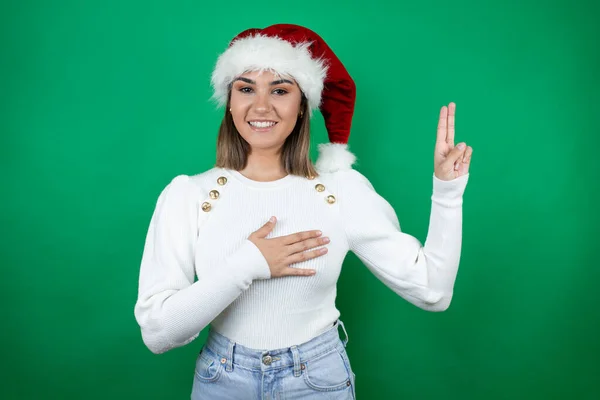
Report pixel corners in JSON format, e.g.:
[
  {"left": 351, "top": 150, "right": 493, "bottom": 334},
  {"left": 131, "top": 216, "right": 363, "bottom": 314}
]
[{"left": 315, "top": 143, "right": 357, "bottom": 173}]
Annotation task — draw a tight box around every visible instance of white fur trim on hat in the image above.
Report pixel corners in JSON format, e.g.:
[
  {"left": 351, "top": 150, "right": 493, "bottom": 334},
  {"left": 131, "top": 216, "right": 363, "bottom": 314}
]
[
  {"left": 315, "top": 143, "right": 357, "bottom": 173},
  {"left": 211, "top": 35, "right": 328, "bottom": 113}
]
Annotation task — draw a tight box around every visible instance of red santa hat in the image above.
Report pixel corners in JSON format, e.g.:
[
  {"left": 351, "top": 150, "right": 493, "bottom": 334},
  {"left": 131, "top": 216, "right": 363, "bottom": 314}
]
[{"left": 210, "top": 23, "right": 357, "bottom": 172}]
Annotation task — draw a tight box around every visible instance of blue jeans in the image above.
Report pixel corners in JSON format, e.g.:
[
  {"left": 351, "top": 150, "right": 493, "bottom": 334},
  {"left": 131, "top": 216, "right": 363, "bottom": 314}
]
[{"left": 191, "top": 319, "right": 356, "bottom": 399}]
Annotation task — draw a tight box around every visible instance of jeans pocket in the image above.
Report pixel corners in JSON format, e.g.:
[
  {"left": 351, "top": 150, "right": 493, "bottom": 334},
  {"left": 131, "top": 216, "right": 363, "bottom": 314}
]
[
  {"left": 303, "top": 347, "right": 353, "bottom": 392},
  {"left": 194, "top": 346, "right": 223, "bottom": 383},
  {"left": 338, "top": 346, "right": 355, "bottom": 379},
  {"left": 339, "top": 345, "right": 357, "bottom": 399}
]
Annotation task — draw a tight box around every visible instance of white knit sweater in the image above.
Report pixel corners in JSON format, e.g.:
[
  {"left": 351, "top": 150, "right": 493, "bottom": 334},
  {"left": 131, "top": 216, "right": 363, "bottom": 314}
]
[{"left": 134, "top": 151, "right": 470, "bottom": 354}]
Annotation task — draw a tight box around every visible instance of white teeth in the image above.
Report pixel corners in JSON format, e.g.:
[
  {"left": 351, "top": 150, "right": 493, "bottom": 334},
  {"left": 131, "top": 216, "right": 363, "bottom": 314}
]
[{"left": 249, "top": 121, "right": 276, "bottom": 128}]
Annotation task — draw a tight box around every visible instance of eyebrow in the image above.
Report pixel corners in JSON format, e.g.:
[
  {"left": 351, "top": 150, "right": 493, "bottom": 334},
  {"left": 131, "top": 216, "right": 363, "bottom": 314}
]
[{"left": 234, "top": 77, "right": 295, "bottom": 86}]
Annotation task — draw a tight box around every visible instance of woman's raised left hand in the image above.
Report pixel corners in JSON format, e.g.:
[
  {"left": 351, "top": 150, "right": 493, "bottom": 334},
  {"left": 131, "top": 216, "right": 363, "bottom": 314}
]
[{"left": 434, "top": 102, "right": 473, "bottom": 181}]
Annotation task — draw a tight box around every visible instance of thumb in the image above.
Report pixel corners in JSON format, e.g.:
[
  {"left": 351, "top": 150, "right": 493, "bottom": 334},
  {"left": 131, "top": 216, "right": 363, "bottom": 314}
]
[
  {"left": 253, "top": 216, "right": 277, "bottom": 239},
  {"left": 448, "top": 143, "right": 467, "bottom": 163}
]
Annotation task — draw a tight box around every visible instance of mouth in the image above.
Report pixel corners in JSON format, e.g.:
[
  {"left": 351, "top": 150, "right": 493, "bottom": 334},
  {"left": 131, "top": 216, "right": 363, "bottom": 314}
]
[{"left": 248, "top": 120, "right": 278, "bottom": 132}]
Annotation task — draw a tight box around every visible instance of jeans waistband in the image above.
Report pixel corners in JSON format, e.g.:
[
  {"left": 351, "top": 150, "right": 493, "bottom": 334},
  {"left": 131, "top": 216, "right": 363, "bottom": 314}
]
[{"left": 203, "top": 319, "right": 349, "bottom": 374}]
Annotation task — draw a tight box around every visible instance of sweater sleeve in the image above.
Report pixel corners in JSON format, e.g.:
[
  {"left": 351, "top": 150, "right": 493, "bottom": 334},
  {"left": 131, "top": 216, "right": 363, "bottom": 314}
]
[
  {"left": 133, "top": 175, "right": 271, "bottom": 354},
  {"left": 340, "top": 169, "right": 469, "bottom": 312}
]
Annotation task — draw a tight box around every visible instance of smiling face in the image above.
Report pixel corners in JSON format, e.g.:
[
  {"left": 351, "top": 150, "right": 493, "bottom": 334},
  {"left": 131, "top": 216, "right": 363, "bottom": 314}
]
[{"left": 229, "top": 69, "right": 303, "bottom": 153}]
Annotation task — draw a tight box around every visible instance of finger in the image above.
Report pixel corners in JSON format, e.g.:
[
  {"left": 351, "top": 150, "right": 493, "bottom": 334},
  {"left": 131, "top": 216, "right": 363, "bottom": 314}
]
[
  {"left": 280, "top": 230, "right": 322, "bottom": 245},
  {"left": 452, "top": 145, "right": 472, "bottom": 171},
  {"left": 282, "top": 266, "right": 317, "bottom": 277},
  {"left": 253, "top": 216, "right": 277, "bottom": 239},
  {"left": 288, "top": 237, "right": 329, "bottom": 254},
  {"left": 436, "top": 105, "right": 448, "bottom": 144},
  {"left": 462, "top": 146, "right": 473, "bottom": 163},
  {"left": 447, "top": 102, "right": 455, "bottom": 146},
  {"left": 286, "top": 247, "right": 328, "bottom": 264},
  {"left": 448, "top": 143, "right": 467, "bottom": 163},
  {"left": 459, "top": 158, "right": 469, "bottom": 175}
]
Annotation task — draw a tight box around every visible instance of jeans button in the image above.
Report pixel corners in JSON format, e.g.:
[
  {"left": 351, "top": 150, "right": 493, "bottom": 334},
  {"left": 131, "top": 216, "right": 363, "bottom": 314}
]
[{"left": 262, "top": 355, "right": 272, "bottom": 365}]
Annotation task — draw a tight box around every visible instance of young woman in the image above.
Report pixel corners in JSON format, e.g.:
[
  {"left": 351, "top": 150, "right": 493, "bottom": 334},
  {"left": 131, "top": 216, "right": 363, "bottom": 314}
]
[{"left": 134, "top": 24, "right": 473, "bottom": 400}]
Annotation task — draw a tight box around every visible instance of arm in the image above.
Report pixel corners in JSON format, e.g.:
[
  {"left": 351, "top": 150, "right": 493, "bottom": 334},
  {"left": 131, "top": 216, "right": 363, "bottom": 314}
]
[
  {"left": 133, "top": 175, "right": 271, "bottom": 354},
  {"left": 340, "top": 169, "right": 469, "bottom": 311}
]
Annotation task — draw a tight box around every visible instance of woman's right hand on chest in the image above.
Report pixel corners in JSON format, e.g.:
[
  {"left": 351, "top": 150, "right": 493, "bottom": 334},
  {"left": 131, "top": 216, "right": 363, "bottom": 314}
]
[{"left": 248, "top": 216, "right": 329, "bottom": 278}]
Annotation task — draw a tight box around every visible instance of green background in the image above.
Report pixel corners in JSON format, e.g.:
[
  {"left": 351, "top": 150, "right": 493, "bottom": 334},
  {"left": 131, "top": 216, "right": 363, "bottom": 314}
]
[{"left": 2, "top": 0, "right": 599, "bottom": 398}]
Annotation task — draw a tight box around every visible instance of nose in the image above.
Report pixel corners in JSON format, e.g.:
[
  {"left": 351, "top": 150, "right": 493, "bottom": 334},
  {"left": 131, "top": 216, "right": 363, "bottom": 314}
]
[{"left": 252, "top": 90, "right": 272, "bottom": 114}]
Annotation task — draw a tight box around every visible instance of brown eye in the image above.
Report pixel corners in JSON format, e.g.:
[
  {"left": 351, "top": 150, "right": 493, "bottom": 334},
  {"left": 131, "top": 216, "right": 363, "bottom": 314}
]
[
  {"left": 240, "top": 87, "right": 253, "bottom": 93},
  {"left": 273, "top": 88, "right": 288, "bottom": 95}
]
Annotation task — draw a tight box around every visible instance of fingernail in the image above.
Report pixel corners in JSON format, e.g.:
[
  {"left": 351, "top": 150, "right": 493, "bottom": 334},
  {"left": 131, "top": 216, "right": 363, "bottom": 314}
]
[
  {"left": 458, "top": 143, "right": 466, "bottom": 150},
  {"left": 316, "top": 230, "right": 322, "bottom": 236},
  {"left": 270, "top": 216, "right": 275, "bottom": 222},
  {"left": 322, "top": 237, "right": 330, "bottom": 243}
]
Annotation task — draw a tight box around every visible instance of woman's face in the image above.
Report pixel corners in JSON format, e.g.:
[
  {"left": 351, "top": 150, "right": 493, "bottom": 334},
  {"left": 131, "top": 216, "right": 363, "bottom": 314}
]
[{"left": 229, "top": 69, "right": 303, "bottom": 153}]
